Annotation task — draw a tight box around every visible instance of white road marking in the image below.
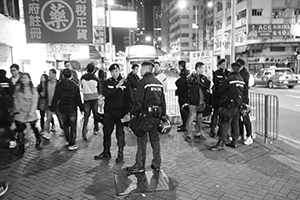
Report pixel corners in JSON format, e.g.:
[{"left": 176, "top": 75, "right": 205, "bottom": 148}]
[
  {"left": 296, "top": 104, "right": 300, "bottom": 107},
  {"left": 286, "top": 95, "right": 300, "bottom": 99}
]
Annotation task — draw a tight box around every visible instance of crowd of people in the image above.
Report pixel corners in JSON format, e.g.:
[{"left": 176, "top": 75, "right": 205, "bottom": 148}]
[{"left": 175, "top": 58, "right": 253, "bottom": 150}]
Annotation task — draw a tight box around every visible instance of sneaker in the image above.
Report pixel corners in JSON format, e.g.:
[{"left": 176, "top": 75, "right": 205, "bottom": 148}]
[
  {"left": 41, "top": 132, "right": 50, "bottom": 140},
  {"left": 184, "top": 135, "right": 192, "bottom": 142},
  {"left": 151, "top": 164, "right": 160, "bottom": 172},
  {"left": 93, "top": 129, "right": 99, "bottom": 135},
  {"left": 126, "top": 164, "right": 145, "bottom": 173},
  {"left": 50, "top": 125, "right": 56, "bottom": 132},
  {"left": 68, "top": 145, "right": 78, "bottom": 151},
  {"left": 194, "top": 134, "right": 206, "bottom": 140},
  {"left": 0, "top": 181, "right": 8, "bottom": 197},
  {"left": 59, "top": 130, "right": 65, "bottom": 137},
  {"left": 244, "top": 136, "right": 253, "bottom": 145},
  {"left": 9, "top": 140, "right": 17, "bottom": 149}
]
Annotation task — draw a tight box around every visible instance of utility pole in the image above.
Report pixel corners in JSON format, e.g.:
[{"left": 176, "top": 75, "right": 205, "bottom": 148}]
[
  {"left": 296, "top": 0, "right": 300, "bottom": 73},
  {"left": 230, "top": 0, "right": 236, "bottom": 63},
  {"left": 195, "top": 4, "right": 198, "bottom": 52}
]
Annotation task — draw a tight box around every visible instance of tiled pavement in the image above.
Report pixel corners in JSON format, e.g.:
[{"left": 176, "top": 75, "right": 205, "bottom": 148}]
[{"left": 1, "top": 122, "right": 300, "bottom": 200}]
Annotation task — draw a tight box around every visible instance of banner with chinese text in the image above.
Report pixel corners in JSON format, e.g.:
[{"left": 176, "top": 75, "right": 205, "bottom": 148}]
[
  {"left": 23, "top": 0, "right": 93, "bottom": 43},
  {"left": 190, "top": 51, "right": 213, "bottom": 80}
]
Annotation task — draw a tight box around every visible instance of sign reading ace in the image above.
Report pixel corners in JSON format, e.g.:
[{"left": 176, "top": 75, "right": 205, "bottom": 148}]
[{"left": 23, "top": 0, "right": 93, "bottom": 43}]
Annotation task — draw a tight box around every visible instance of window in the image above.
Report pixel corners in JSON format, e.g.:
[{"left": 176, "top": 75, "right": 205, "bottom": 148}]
[
  {"left": 226, "top": 16, "right": 231, "bottom": 26},
  {"left": 237, "top": 0, "right": 245, "bottom": 4},
  {"left": 295, "top": 9, "right": 300, "bottom": 16},
  {"left": 217, "top": 2, "right": 223, "bottom": 12},
  {"left": 237, "top": 9, "right": 247, "bottom": 20},
  {"left": 270, "top": 47, "right": 285, "bottom": 52},
  {"left": 252, "top": 9, "right": 263, "bottom": 16},
  {"left": 252, "top": 49, "right": 262, "bottom": 53},
  {"left": 193, "top": 6, "right": 199, "bottom": 10},
  {"left": 0, "top": 0, "right": 20, "bottom": 20},
  {"left": 216, "top": 20, "right": 222, "bottom": 30},
  {"left": 226, "top": 0, "right": 231, "bottom": 9},
  {"left": 181, "top": 33, "right": 189, "bottom": 37},
  {"left": 181, "top": 24, "right": 189, "bottom": 28},
  {"left": 272, "top": 8, "right": 286, "bottom": 19},
  {"left": 181, "top": 42, "right": 189, "bottom": 47}
]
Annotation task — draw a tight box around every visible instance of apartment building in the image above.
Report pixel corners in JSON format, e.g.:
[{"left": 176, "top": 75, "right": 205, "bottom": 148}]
[
  {"left": 203, "top": 0, "right": 300, "bottom": 73},
  {"left": 161, "top": 0, "right": 205, "bottom": 62},
  {"left": 153, "top": 6, "right": 162, "bottom": 50}
]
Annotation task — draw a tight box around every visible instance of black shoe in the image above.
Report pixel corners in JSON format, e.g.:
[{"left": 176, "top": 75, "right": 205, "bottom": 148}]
[
  {"left": 35, "top": 138, "right": 42, "bottom": 150},
  {"left": 184, "top": 135, "right": 192, "bottom": 142},
  {"left": 194, "top": 134, "right": 206, "bottom": 140},
  {"left": 94, "top": 149, "right": 111, "bottom": 160},
  {"left": 15, "top": 144, "right": 25, "bottom": 157},
  {"left": 210, "top": 128, "right": 217, "bottom": 138},
  {"left": 126, "top": 164, "right": 145, "bottom": 173},
  {"left": 226, "top": 142, "right": 238, "bottom": 148},
  {"left": 210, "top": 141, "right": 225, "bottom": 151},
  {"left": 116, "top": 147, "right": 124, "bottom": 163},
  {"left": 151, "top": 164, "right": 160, "bottom": 172},
  {"left": 177, "top": 127, "right": 187, "bottom": 132},
  {"left": 177, "top": 124, "right": 184, "bottom": 129}
]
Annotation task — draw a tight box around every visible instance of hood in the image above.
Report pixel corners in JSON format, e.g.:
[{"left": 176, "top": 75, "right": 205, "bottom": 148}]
[
  {"left": 58, "top": 79, "right": 77, "bottom": 91},
  {"left": 81, "top": 73, "right": 96, "bottom": 81}
]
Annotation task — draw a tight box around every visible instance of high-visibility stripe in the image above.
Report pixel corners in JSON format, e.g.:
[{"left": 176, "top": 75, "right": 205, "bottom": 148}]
[
  {"left": 107, "top": 85, "right": 114, "bottom": 89},
  {"left": 144, "top": 84, "right": 163, "bottom": 89},
  {"left": 229, "top": 80, "right": 245, "bottom": 85},
  {"left": 216, "top": 75, "right": 223, "bottom": 78}
]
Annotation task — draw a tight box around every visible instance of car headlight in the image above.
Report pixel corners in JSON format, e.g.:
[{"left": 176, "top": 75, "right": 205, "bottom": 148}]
[{"left": 279, "top": 76, "right": 285, "bottom": 81}]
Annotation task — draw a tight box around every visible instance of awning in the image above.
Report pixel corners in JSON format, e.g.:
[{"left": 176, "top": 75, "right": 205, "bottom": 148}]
[
  {"left": 249, "top": 44, "right": 263, "bottom": 50},
  {"left": 235, "top": 45, "right": 247, "bottom": 53}
]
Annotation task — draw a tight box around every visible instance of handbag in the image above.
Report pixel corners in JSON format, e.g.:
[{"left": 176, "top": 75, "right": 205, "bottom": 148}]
[{"left": 129, "top": 116, "right": 153, "bottom": 137}]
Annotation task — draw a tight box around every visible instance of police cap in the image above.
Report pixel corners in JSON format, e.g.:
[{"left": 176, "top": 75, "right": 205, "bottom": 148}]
[
  {"left": 109, "top": 63, "right": 120, "bottom": 71},
  {"left": 217, "top": 59, "right": 226, "bottom": 65}
]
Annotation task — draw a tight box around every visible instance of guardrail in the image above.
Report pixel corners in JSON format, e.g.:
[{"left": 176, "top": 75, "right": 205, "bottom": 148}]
[{"left": 165, "top": 89, "right": 279, "bottom": 142}]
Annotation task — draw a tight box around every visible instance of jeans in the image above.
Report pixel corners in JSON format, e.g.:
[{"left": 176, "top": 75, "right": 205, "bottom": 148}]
[
  {"left": 82, "top": 100, "right": 99, "bottom": 136},
  {"left": 218, "top": 107, "right": 239, "bottom": 143},
  {"left": 135, "top": 118, "right": 161, "bottom": 168},
  {"left": 102, "top": 112, "right": 125, "bottom": 148},
  {"left": 178, "top": 96, "right": 188, "bottom": 127},
  {"left": 40, "top": 109, "right": 54, "bottom": 131},
  {"left": 60, "top": 111, "right": 77, "bottom": 146},
  {"left": 15, "top": 120, "right": 41, "bottom": 144},
  {"left": 186, "top": 105, "right": 204, "bottom": 137},
  {"left": 239, "top": 114, "right": 252, "bottom": 138}
]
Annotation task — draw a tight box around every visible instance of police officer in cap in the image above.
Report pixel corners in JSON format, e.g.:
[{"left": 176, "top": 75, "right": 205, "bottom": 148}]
[
  {"left": 210, "top": 59, "right": 230, "bottom": 137},
  {"left": 94, "top": 63, "right": 133, "bottom": 162},
  {"left": 210, "top": 62, "right": 245, "bottom": 151},
  {"left": 126, "top": 61, "right": 167, "bottom": 173}
]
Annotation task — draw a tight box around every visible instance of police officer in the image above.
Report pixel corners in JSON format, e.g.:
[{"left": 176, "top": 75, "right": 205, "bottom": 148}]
[
  {"left": 94, "top": 63, "right": 133, "bottom": 163},
  {"left": 126, "top": 62, "right": 167, "bottom": 173},
  {"left": 210, "top": 59, "right": 230, "bottom": 137},
  {"left": 210, "top": 62, "right": 245, "bottom": 151}
]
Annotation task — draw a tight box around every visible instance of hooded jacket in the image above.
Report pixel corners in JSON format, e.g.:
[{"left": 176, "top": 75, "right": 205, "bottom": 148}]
[
  {"left": 50, "top": 79, "right": 83, "bottom": 113},
  {"left": 175, "top": 69, "right": 189, "bottom": 97},
  {"left": 81, "top": 73, "right": 101, "bottom": 102}
]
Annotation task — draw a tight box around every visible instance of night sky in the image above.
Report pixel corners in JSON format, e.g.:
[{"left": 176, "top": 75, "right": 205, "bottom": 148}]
[{"left": 111, "top": 0, "right": 161, "bottom": 51}]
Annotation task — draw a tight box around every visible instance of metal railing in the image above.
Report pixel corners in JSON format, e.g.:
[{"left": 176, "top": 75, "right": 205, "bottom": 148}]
[{"left": 165, "top": 89, "right": 279, "bottom": 142}]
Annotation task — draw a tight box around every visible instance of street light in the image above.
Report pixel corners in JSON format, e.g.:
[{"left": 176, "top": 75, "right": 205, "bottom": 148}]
[
  {"left": 145, "top": 35, "right": 151, "bottom": 44},
  {"left": 207, "top": 1, "right": 213, "bottom": 8}
]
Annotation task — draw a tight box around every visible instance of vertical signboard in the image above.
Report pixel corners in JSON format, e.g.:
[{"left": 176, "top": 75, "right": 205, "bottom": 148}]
[
  {"left": 190, "top": 50, "right": 213, "bottom": 80},
  {"left": 23, "top": 0, "right": 93, "bottom": 43}
]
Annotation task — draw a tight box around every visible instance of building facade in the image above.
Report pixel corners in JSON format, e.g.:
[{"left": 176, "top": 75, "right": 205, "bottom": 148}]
[
  {"left": 153, "top": 6, "right": 162, "bottom": 50},
  {"left": 203, "top": 0, "right": 300, "bottom": 73},
  {"left": 161, "top": 0, "right": 205, "bottom": 63},
  {"left": 133, "top": 0, "right": 146, "bottom": 45}
]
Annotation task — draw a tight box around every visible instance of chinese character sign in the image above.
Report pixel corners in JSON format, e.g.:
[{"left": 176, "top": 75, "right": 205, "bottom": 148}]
[
  {"left": 189, "top": 50, "right": 213, "bottom": 80},
  {"left": 23, "top": 0, "right": 93, "bottom": 43}
]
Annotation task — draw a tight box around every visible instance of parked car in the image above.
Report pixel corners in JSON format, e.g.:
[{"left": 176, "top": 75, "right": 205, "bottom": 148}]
[{"left": 253, "top": 67, "right": 300, "bottom": 89}]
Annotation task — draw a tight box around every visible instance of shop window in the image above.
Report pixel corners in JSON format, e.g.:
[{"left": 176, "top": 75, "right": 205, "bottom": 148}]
[
  {"left": 270, "top": 47, "right": 285, "bottom": 52},
  {"left": 237, "top": 9, "right": 247, "bottom": 20},
  {"left": 272, "top": 8, "right": 286, "bottom": 19},
  {"left": 252, "top": 9, "right": 263, "bottom": 16}
]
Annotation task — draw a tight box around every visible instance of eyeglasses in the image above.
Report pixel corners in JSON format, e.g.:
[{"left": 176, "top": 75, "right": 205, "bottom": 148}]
[{"left": 10, "top": 69, "right": 17, "bottom": 72}]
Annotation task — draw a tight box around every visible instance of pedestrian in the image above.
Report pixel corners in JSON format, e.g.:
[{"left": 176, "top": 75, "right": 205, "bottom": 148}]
[
  {"left": 94, "top": 63, "right": 133, "bottom": 163},
  {"left": 236, "top": 58, "right": 253, "bottom": 145},
  {"left": 184, "top": 62, "right": 211, "bottom": 142},
  {"left": 175, "top": 60, "right": 189, "bottom": 132},
  {"left": 50, "top": 69, "right": 84, "bottom": 151},
  {"left": 13, "top": 73, "right": 42, "bottom": 157},
  {"left": 153, "top": 62, "right": 167, "bottom": 92},
  {"left": 126, "top": 61, "right": 167, "bottom": 173},
  {"left": 81, "top": 62, "right": 101, "bottom": 140},
  {"left": 37, "top": 74, "right": 54, "bottom": 140},
  {"left": 127, "top": 63, "right": 140, "bottom": 100},
  {"left": 210, "top": 62, "right": 245, "bottom": 151},
  {"left": 0, "top": 70, "right": 16, "bottom": 148},
  {"left": 210, "top": 59, "right": 230, "bottom": 137},
  {"left": 9, "top": 64, "right": 21, "bottom": 95},
  {"left": 59, "top": 61, "right": 79, "bottom": 84}
]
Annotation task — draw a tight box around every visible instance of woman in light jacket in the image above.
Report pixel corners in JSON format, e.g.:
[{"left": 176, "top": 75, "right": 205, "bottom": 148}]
[{"left": 14, "top": 73, "right": 41, "bottom": 157}]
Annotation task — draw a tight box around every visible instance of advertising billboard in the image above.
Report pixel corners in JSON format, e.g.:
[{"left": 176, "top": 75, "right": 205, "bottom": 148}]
[{"left": 107, "top": 10, "right": 137, "bottom": 28}]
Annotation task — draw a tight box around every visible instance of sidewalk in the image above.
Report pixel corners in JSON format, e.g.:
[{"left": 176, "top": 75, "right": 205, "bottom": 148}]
[{"left": 0, "top": 122, "right": 300, "bottom": 200}]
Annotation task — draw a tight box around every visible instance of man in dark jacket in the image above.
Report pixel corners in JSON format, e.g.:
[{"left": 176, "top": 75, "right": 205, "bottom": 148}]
[
  {"left": 127, "top": 63, "right": 140, "bottom": 99},
  {"left": 59, "top": 61, "right": 79, "bottom": 84},
  {"left": 175, "top": 60, "right": 189, "bottom": 132},
  {"left": 210, "top": 62, "right": 245, "bottom": 151},
  {"left": 81, "top": 62, "right": 101, "bottom": 139},
  {"left": 210, "top": 59, "right": 230, "bottom": 137},
  {"left": 126, "top": 61, "right": 167, "bottom": 173},
  {"left": 0, "top": 69, "right": 12, "bottom": 96},
  {"left": 236, "top": 58, "right": 253, "bottom": 145},
  {"left": 184, "top": 62, "right": 211, "bottom": 142},
  {"left": 51, "top": 69, "right": 84, "bottom": 151},
  {"left": 94, "top": 63, "right": 133, "bottom": 163}
]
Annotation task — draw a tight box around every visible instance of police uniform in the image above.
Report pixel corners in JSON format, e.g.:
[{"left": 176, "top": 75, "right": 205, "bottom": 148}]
[
  {"left": 127, "top": 71, "right": 166, "bottom": 172},
  {"left": 211, "top": 64, "right": 245, "bottom": 151},
  {"left": 94, "top": 64, "right": 133, "bottom": 162},
  {"left": 211, "top": 61, "right": 230, "bottom": 137}
]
